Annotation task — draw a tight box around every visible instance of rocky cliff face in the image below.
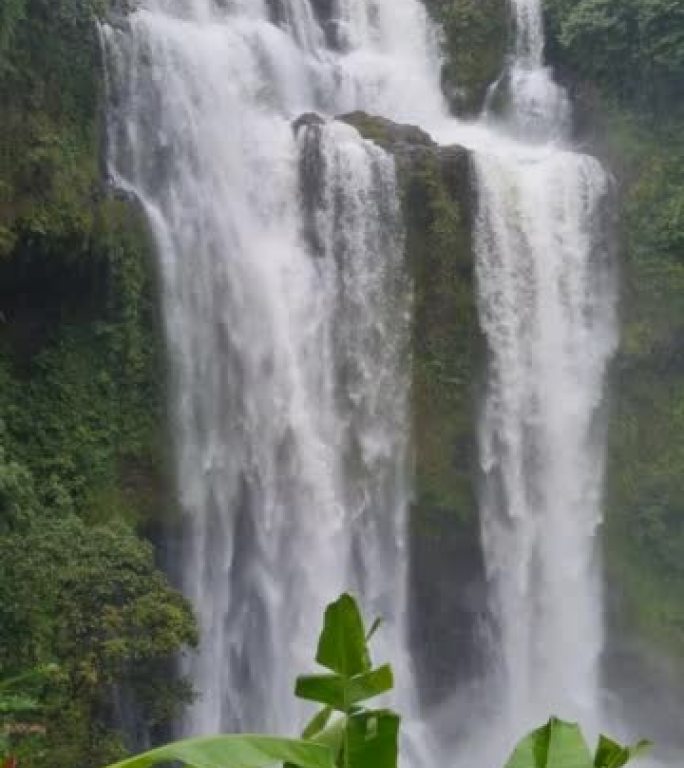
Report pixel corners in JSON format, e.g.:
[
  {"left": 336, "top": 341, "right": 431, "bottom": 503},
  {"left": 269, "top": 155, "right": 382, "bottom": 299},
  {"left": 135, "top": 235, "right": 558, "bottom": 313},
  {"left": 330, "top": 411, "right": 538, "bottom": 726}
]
[{"left": 296, "top": 110, "right": 488, "bottom": 703}]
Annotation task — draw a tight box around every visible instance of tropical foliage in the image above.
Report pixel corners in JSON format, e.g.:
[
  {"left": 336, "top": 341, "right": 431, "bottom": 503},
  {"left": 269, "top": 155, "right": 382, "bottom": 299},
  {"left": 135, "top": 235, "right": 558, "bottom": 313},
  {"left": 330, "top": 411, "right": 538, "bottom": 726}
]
[
  {"left": 100, "top": 595, "right": 648, "bottom": 768},
  {"left": 544, "top": 0, "right": 684, "bottom": 111},
  {"left": 0, "top": 511, "right": 197, "bottom": 768},
  {"left": 0, "top": 4, "right": 198, "bottom": 766},
  {"left": 538, "top": 0, "right": 684, "bottom": 677},
  {"left": 505, "top": 718, "right": 649, "bottom": 768},
  {"left": 102, "top": 594, "right": 398, "bottom": 768}
]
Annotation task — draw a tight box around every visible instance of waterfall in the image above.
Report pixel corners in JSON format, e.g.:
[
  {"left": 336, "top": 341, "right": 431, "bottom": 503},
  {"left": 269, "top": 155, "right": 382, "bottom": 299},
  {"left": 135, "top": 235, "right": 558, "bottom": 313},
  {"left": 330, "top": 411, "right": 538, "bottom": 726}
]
[
  {"left": 474, "top": 149, "right": 617, "bottom": 729},
  {"left": 468, "top": 0, "right": 619, "bottom": 754},
  {"left": 103, "top": 0, "right": 619, "bottom": 762},
  {"left": 486, "top": 0, "right": 571, "bottom": 140},
  {"left": 103, "top": 1, "right": 417, "bottom": 736}
]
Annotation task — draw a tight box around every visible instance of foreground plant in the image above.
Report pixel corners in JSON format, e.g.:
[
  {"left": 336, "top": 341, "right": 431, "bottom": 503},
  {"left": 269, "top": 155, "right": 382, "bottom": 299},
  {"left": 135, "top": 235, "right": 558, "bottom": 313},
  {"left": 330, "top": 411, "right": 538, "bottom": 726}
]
[
  {"left": 103, "top": 594, "right": 649, "bottom": 768},
  {"left": 105, "top": 593, "right": 397, "bottom": 768},
  {"left": 505, "top": 717, "right": 651, "bottom": 768}
]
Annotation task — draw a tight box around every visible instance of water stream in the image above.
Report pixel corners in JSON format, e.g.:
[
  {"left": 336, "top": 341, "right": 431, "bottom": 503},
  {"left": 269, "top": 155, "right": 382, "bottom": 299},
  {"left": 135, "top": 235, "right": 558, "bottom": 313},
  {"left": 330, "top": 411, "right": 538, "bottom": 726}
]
[
  {"left": 468, "top": 0, "right": 619, "bottom": 751},
  {"left": 103, "top": 0, "right": 619, "bottom": 763}
]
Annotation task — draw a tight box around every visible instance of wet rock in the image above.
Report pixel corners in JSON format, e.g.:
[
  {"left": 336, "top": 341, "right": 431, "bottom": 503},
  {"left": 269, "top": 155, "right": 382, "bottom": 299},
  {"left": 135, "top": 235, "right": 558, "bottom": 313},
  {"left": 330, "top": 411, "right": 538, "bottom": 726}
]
[
  {"left": 293, "top": 108, "right": 485, "bottom": 707},
  {"left": 292, "top": 112, "right": 326, "bottom": 135},
  {"left": 338, "top": 110, "right": 435, "bottom": 150}
]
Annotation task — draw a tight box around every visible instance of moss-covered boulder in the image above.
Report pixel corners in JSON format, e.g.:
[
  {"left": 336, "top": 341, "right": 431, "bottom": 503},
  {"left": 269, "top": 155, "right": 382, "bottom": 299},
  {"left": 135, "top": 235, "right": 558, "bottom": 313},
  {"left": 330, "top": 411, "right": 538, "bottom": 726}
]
[
  {"left": 338, "top": 113, "right": 478, "bottom": 529},
  {"left": 424, "top": 0, "right": 509, "bottom": 116}
]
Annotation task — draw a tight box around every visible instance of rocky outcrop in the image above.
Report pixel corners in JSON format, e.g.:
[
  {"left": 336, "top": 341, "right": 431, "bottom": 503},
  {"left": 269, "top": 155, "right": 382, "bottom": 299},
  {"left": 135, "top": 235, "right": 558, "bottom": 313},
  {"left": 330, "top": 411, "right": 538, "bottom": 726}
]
[
  {"left": 296, "top": 110, "right": 488, "bottom": 705},
  {"left": 423, "top": 0, "right": 509, "bottom": 116}
]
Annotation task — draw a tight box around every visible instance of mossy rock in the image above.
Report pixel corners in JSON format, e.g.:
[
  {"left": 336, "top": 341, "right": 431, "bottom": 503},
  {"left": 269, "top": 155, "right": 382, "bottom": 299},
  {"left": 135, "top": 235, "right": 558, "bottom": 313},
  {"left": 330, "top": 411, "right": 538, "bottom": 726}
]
[
  {"left": 339, "top": 111, "right": 434, "bottom": 151},
  {"left": 338, "top": 111, "right": 487, "bottom": 701},
  {"left": 425, "top": 0, "right": 509, "bottom": 116}
]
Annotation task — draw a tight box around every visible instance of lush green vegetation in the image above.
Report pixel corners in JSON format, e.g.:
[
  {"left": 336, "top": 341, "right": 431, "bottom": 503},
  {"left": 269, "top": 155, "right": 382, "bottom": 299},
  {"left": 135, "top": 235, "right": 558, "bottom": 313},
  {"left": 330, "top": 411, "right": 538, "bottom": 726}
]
[
  {"left": 542, "top": 0, "right": 684, "bottom": 661},
  {"left": 0, "top": 0, "right": 108, "bottom": 257},
  {"left": 0, "top": 513, "right": 197, "bottom": 767},
  {"left": 403, "top": 149, "right": 478, "bottom": 530},
  {"left": 544, "top": 0, "right": 684, "bottom": 113},
  {"left": 0, "top": 2, "right": 199, "bottom": 766},
  {"left": 603, "top": 114, "right": 684, "bottom": 658},
  {"left": 506, "top": 718, "right": 648, "bottom": 768},
  {"left": 424, "top": 0, "right": 508, "bottom": 115}
]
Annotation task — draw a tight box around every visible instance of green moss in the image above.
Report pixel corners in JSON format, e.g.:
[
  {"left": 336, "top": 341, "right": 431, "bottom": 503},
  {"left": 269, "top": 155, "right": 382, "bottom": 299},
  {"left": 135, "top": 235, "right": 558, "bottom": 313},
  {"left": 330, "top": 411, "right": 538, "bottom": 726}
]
[
  {"left": 341, "top": 113, "right": 396, "bottom": 148},
  {"left": 399, "top": 151, "right": 479, "bottom": 528},
  {"left": 0, "top": 1, "right": 114, "bottom": 251},
  {"left": 340, "top": 112, "right": 480, "bottom": 531},
  {"left": 426, "top": 0, "right": 509, "bottom": 116},
  {"left": 0, "top": 0, "right": 168, "bottom": 529},
  {"left": 0, "top": 198, "right": 167, "bottom": 528}
]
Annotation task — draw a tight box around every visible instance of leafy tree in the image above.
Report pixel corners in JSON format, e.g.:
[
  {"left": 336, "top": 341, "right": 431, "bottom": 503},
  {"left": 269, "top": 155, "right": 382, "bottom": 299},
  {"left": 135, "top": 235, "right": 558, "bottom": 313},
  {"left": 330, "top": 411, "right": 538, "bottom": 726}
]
[
  {"left": 0, "top": 515, "right": 197, "bottom": 768},
  {"left": 544, "top": 0, "right": 684, "bottom": 110},
  {"left": 0, "top": 439, "right": 37, "bottom": 534}
]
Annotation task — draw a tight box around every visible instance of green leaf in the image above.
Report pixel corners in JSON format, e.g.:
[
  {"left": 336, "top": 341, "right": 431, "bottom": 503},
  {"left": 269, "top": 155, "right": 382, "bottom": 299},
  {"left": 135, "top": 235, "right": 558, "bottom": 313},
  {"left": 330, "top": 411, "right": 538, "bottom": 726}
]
[
  {"left": 295, "top": 667, "right": 393, "bottom": 711},
  {"left": 301, "top": 707, "right": 334, "bottom": 739},
  {"left": 310, "top": 715, "right": 347, "bottom": 762},
  {"left": 347, "top": 666, "right": 393, "bottom": 706},
  {"left": 315, "top": 594, "right": 370, "bottom": 677},
  {"left": 505, "top": 718, "right": 594, "bottom": 768},
  {"left": 594, "top": 735, "right": 652, "bottom": 768},
  {"left": 344, "top": 710, "right": 400, "bottom": 768},
  {"left": 296, "top": 675, "right": 346, "bottom": 710},
  {"left": 103, "top": 735, "right": 336, "bottom": 768}
]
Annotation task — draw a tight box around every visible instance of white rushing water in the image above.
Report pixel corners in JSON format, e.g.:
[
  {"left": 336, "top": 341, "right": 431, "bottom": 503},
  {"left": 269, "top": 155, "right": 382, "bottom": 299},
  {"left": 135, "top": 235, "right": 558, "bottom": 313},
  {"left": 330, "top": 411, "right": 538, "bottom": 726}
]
[
  {"left": 102, "top": 0, "right": 427, "bottom": 736},
  {"left": 103, "top": 0, "right": 618, "bottom": 763},
  {"left": 474, "top": 146, "right": 618, "bottom": 736},
  {"left": 469, "top": 0, "right": 618, "bottom": 754}
]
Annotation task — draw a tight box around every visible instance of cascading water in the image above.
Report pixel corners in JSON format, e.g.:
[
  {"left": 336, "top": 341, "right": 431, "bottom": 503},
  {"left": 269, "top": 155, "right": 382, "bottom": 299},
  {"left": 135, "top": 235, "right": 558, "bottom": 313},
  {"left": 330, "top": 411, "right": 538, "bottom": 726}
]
[
  {"left": 503, "top": 0, "right": 571, "bottom": 138},
  {"left": 470, "top": 0, "right": 618, "bottom": 747},
  {"left": 103, "top": 1, "right": 421, "bottom": 736},
  {"left": 103, "top": 0, "right": 620, "bottom": 763},
  {"left": 474, "top": 147, "right": 617, "bottom": 729}
]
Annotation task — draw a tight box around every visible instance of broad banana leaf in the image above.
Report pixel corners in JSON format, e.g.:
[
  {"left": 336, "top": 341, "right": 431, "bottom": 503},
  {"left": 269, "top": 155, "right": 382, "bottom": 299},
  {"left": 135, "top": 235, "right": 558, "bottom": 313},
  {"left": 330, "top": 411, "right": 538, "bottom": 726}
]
[{"left": 105, "top": 735, "right": 335, "bottom": 768}]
